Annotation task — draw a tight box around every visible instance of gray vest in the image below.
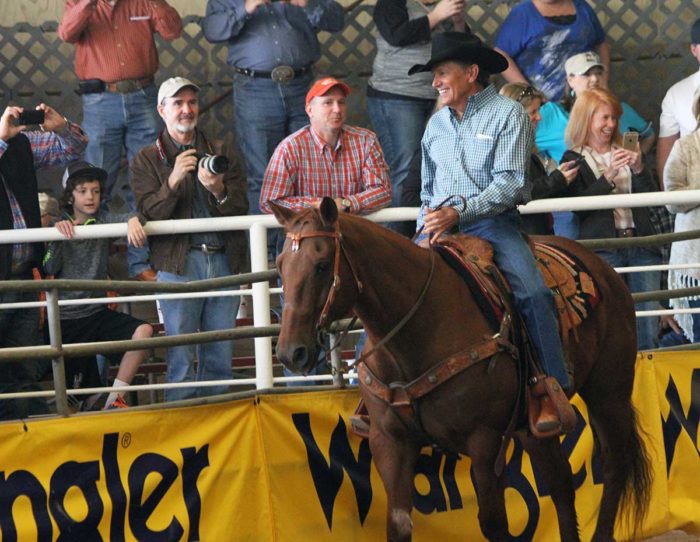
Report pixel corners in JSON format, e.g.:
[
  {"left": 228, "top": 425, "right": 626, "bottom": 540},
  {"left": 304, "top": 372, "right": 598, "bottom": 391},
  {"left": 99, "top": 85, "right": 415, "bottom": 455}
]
[{"left": 369, "top": 0, "right": 453, "bottom": 100}]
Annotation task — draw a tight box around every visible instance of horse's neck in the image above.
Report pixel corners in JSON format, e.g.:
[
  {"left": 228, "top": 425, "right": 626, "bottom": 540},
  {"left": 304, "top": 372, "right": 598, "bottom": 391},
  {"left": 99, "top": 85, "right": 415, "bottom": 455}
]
[{"left": 343, "top": 218, "right": 486, "bottom": 371}]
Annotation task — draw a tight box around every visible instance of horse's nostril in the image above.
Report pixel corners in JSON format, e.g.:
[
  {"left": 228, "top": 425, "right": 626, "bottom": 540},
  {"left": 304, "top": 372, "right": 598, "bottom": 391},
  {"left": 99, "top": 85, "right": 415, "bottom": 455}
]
[{"left": 291, "top": 345, "right": 308, "bottom": 367}]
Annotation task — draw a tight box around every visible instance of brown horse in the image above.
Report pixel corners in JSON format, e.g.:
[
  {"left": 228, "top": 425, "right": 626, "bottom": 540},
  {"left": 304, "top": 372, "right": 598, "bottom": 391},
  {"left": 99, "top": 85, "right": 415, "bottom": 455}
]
[{"left": 270, "top": 198, "right": 651, "bottom": 542}]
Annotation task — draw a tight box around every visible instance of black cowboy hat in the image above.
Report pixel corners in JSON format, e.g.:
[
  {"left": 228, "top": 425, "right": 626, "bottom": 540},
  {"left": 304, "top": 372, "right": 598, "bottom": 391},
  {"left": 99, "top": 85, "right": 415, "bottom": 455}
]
[{"left": 408, "top": 31, "right": 508, "bottom": 75}]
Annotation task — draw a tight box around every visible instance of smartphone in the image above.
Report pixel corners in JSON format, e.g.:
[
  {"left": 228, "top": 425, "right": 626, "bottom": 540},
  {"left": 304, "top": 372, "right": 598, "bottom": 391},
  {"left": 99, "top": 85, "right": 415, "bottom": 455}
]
[
  {"left": 13, "top": 110, "right": 45, "bottom": 126},
  {"left": 622, "top": 131, "right": 639, "bottom": 151},
  {"left": 571, "top": 154, "right": 586, "bottom": 167}
]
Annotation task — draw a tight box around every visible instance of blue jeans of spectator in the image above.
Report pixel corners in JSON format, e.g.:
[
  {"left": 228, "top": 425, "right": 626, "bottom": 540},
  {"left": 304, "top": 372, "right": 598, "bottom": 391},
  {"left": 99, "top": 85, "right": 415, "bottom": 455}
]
[
  {"left": 82, "top": 85, "right": 161, "bottom": 276},
  {"left": 366, "top": 94, "right": 434, "bottom": 236},
  {"left": 233, "top": 73, "right": 311, "bottom": 257},
  {"left": 552, "top": 211, "right": 579, "bottom": 239},
  {"left": 456, "top": 211, "right": 570, "bottom": 389},
  {"left": 157, "top": 250, "right": 239, "bottom": 402},
  {"left": 0, "top": 291, "right": 50, "bottom": 419},
  {"left": 658, "top": 298, "right": 700, "bottom": 346},
  {"left": 595, "top": 247, "right": 662, "bottom": 350}
]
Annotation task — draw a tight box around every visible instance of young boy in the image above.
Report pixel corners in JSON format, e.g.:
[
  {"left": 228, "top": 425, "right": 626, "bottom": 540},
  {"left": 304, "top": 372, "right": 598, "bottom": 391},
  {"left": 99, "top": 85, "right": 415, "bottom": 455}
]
[{"left": 43, "top": 161, "right": 153, "bottom": 410}]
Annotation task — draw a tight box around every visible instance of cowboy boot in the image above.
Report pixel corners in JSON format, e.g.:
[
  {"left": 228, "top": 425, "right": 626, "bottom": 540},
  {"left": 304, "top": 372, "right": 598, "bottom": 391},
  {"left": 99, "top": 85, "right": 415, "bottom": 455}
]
[
  {"left": 531, "top": 375, "right": 577, "bottom": 435},
  {"left": 531, "top": 379, "right": 561, "bottom": 433}
]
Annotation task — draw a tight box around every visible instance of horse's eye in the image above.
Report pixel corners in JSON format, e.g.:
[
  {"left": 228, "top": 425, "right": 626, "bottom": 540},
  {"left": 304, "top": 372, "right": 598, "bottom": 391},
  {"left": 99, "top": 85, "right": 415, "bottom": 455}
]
[{"left": 315, "top": 261, "right": 331, "bottom": 276}]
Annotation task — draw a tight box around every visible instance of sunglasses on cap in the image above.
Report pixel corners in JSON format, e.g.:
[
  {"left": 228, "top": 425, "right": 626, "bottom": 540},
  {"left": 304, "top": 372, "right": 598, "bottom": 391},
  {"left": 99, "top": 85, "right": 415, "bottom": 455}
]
[{"left": 516, "top": 86, "right": 537, "bottom": 103}]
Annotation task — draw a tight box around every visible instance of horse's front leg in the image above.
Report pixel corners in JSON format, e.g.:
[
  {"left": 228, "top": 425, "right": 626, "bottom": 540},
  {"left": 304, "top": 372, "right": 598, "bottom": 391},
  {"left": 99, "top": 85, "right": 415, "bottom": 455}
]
[
  {"left": 369, "top": 423, "right": 420, "bottom": 542},
  {"left": 520, "top": 432, "right": 580, "bottom": 541},
  {"left": 466, "top": 428, "right": 510, "bottom": 542}
]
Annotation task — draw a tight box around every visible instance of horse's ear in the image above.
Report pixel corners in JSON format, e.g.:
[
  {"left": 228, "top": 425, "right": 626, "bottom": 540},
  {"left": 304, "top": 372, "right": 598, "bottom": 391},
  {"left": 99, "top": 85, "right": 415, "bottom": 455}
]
[
  {"left": 268, "top": 202, "right": 297, "bottom": 228},
  {"left": 318, "top": 196, "right": 338, "bottom": 226}
]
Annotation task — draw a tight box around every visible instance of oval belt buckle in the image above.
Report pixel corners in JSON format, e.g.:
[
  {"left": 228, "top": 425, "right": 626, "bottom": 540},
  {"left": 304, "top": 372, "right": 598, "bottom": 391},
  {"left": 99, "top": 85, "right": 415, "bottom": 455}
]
[{"left": 271, "top": 65, "right": 295, "bottom": 84}]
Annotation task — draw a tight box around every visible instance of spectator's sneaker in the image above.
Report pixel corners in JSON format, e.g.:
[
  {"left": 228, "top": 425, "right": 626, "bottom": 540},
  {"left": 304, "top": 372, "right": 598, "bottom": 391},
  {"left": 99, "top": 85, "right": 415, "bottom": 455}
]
[{"left": 103, "top": 396, "right": 128, "bottom": 410}]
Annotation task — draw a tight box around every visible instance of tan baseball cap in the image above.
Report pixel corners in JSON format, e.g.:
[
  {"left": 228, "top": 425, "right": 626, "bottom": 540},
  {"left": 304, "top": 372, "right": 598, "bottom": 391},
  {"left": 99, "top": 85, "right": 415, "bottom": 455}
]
[
  {"left": 157, "top": 77, "right": 200, "bottom": 104},
  {"left": 565, "top": 52, "right": 604, "bottom": 76}
]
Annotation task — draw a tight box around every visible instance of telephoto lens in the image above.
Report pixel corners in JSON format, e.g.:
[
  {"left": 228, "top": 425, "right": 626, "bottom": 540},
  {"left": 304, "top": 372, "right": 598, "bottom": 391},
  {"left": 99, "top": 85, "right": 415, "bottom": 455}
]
[{"left": 198, "top": 154, "right": 230, "bottom": 174}]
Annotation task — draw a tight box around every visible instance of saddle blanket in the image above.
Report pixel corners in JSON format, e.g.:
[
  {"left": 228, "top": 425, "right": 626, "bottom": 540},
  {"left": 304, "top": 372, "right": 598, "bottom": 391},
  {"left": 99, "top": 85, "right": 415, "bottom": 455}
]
[{"left": 435, "top": 234, "right": 599, "bottom": 340}]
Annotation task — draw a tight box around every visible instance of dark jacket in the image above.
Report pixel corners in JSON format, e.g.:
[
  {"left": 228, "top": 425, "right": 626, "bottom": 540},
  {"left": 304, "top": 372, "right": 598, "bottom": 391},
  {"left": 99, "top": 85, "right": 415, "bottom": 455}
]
[
  {"left": 130, "top": 128, "right": 249, "bottom": 275},
  {"left": 562, "top": 149, "right": 657, "bottom": 240},
  {"left": 521, "top": 154, "right": 568, "bottom": 235},
  {"left": 0, "top": 134, "right": 41, "bottom": 280}
]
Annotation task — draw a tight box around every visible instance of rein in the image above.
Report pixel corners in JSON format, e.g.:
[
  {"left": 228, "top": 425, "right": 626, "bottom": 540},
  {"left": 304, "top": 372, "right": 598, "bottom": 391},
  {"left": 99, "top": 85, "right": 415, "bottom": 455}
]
[{"left": 285, "top": 217, "right": 437, "bottom": 366}]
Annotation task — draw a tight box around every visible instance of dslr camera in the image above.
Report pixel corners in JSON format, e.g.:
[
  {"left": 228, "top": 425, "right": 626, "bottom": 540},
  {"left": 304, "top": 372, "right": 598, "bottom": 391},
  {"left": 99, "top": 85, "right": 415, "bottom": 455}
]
[{"left": 198, "top": 153, "right": 230, "bottom": 175}]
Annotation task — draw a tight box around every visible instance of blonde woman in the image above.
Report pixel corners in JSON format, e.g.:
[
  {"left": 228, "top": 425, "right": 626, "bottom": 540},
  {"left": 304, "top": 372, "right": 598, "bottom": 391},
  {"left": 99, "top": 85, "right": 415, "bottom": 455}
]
[
  {"left": 500, "top": 82, "right": 580, "bottom": 234},
  {"left": 563, "top": 87, "right": 661, "bottom": 350},
  {"left": 663, "top": 87, "right": 700, "bottom": 343}
]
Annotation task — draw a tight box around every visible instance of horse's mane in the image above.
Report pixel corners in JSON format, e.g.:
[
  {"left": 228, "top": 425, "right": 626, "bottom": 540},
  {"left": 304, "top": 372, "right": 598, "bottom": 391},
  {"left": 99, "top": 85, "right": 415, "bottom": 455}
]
[
  {"left": 285, "top": 205, "right": 424, "bottom": 253},
  {"left": 338, "top": 212, "right": 425, "bottom": 254}
]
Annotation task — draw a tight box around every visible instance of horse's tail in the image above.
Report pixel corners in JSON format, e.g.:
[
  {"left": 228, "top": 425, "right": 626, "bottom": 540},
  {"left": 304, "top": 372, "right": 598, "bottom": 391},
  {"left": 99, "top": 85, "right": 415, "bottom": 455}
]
[{"left": 618, "top": 405, "right": 653, "bottom": 538}]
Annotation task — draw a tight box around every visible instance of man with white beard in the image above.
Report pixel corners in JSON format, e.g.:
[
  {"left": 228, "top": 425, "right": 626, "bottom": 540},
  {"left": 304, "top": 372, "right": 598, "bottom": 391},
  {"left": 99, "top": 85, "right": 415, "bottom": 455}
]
[{"left": 130, "top": 77, "right": 249, "bottom": 401}]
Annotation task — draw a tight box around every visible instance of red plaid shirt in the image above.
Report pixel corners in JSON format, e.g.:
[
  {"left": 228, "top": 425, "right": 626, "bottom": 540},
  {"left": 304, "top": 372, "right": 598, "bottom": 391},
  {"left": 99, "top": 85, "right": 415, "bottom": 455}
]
[{"left": 260, "top": 125, "right": 391, "bottom": 214}]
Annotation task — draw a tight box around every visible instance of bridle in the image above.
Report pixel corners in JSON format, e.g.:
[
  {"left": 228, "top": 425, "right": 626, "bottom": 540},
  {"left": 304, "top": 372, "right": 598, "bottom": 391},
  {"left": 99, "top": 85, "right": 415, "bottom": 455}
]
[
  {"left": 284, "top": 217, "right": 437, "bottom": 365},
  {"left": 285, "top": 220, "right": 363, "bottom": 330}
]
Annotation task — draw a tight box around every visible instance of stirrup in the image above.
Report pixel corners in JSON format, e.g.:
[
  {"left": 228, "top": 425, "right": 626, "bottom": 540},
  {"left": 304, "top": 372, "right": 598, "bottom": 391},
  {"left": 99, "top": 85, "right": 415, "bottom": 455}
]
[{"left": 528, "top": 375, "right": 577, "bottom": 438}]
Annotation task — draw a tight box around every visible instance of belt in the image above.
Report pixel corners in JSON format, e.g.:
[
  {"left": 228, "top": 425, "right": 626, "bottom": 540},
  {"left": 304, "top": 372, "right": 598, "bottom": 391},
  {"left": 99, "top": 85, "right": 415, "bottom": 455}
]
[
  {"left": 104, "top": 76, "right": 154, "bottom": 94},
  {"left": 190, "top": 243, "right": 225, "bottom": 254},
  {"left": 234, "top": 65, "right": 311, "bottom": 84},
  {"left": 615, "top": 227, "right": 636, "bottom": 238}
]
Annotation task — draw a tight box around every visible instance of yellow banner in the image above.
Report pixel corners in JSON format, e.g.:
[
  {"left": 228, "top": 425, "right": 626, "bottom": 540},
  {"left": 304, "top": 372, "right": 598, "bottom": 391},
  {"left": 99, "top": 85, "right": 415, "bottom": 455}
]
[{"left": 0, "top": 352, "right": 697, "bottom": 541}]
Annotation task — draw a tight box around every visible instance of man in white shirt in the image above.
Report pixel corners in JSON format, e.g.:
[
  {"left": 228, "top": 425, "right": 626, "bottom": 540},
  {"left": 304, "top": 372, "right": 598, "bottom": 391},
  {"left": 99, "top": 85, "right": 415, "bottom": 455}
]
[{"left": 657, "top": 18, "right": 700, "bottom": 187}]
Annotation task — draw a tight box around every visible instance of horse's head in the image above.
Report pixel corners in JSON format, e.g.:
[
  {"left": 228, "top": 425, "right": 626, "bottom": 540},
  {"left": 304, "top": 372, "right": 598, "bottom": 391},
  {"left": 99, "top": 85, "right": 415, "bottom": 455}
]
[{"left": 270, "top": 197, "right": 359, "bottom": 374}]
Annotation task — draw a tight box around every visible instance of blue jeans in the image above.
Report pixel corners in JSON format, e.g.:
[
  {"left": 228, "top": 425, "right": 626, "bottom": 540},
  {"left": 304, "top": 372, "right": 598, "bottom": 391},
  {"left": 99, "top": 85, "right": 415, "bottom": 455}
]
[
  {"left": 366, "top": 95, "right": 434, "bottom": 235},
  {"left": 552, "top": 211, "right": 579, "bottom": 239},
  {"left": 0, "top": 291, "right": 50, "bottom": 419},
  {"left": 82, "top": 85, "right": 161, "bottom": 276},
  {"left": 457, "top": 212, "right": 570, "bottom": 388},
  {"left": 157, "top": 250, "right": 239, "bottom": 402},
  {"left": 595, "top": 247, "right": 662, "bottom": 350},
  {"left": 658, "top": 298, "right": 700, "bottom": 346},
  {"left": 233, "top": 73, "right": 311, "bottom": 255}
]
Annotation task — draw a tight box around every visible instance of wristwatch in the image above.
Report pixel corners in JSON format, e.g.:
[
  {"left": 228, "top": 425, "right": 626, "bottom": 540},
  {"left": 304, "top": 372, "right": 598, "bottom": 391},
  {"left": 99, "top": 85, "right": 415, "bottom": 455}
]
[{"left": 341, "top": 198, "right": 352, "bottom": 212}]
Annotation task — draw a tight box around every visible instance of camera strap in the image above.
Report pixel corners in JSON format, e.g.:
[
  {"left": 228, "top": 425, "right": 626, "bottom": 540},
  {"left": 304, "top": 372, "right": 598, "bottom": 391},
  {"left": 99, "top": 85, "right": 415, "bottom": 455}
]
[{"left": 155, "top": 131, "right": 215, "bottom": 166}]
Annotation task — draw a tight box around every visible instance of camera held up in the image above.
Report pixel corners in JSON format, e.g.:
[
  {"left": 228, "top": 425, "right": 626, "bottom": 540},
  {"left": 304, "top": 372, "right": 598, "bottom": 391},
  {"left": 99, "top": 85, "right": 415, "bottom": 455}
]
[{"left": 198, "top": 154, "right": 230, "bottom": 175}]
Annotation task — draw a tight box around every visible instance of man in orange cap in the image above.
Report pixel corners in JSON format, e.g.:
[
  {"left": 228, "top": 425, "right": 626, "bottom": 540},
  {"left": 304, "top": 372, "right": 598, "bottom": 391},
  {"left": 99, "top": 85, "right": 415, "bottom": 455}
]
[
  {"left": 260, "top": 77, "right": 391, "bottom": 216},
  {"left": 261, "top": 76, "right": 391, "bottom": 386}
]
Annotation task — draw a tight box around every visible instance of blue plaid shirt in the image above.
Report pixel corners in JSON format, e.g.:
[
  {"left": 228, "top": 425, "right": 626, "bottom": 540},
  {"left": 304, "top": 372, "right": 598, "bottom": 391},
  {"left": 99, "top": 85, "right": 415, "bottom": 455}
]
[{"left": 418, "top": 84, "right": 533, "bottom": 229}]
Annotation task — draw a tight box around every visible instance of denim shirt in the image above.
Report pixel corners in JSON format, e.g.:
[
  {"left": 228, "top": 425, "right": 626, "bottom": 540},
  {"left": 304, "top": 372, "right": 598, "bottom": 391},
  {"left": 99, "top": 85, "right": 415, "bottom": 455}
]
[
  {"left": 419, "top": 84, "right": 533, "bottom": 229},
  {"left": 202, "top": 0, "right": 344, "bottom": 70}
]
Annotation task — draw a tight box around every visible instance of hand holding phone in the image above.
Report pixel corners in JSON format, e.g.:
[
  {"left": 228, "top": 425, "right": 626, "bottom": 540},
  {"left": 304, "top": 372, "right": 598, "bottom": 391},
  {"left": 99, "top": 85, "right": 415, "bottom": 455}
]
[
  {"left": 622, "top": 131, "right": 639, "bottom": 151},
  {"left": 12, "top": 110, "right": 45, "bottom": 126},
  {"left": 570, "top": 154, "right": 586, "bottom": 167}
]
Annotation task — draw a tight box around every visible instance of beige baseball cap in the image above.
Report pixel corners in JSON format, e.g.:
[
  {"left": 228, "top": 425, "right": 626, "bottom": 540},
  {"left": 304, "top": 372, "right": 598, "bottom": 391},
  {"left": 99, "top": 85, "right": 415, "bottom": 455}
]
[
  {"left": 564, "top": 51, "right": 604, "bottom": 76},
  {"left": 157, "top": 77, "right": 200, "bottom": 104}
]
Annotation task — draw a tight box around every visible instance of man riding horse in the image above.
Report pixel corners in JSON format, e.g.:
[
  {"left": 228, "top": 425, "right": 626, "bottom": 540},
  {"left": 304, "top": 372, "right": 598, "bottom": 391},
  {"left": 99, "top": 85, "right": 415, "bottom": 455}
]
[{"left": 410, "top": 31, "right": 575, "bottom": 433}]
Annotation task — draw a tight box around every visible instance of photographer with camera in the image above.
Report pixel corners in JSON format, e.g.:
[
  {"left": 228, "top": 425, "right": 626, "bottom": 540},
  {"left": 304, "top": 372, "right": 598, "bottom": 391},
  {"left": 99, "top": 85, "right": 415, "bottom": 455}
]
[
  {"left": 130, "top": 77, "right": 248, "bottom": 402},
  {"left": 0, "top": 103, "right": 87, "bottom": 419}
]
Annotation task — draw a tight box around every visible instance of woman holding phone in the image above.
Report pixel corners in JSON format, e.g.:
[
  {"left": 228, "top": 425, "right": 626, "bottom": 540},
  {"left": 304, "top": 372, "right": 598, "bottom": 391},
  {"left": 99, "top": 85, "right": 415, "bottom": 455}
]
[
  {"left": 535, "top": 51, "right": 655, "bottom": 239},
  {"left": 562, "top": 87, "right": 661, "bottom": 350}
]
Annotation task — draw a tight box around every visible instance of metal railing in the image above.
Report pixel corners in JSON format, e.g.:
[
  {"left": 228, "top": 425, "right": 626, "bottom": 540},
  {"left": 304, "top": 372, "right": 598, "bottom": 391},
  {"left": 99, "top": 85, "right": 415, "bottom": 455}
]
[{"left": 3, "top": 190, "right": 700, "bottom": 416}]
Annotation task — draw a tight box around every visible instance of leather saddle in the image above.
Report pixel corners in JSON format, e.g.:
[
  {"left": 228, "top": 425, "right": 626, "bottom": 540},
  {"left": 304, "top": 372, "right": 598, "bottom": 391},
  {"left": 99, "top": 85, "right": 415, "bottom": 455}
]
[{"left": 432, "top": 233, "right": 599, "bottom": 348}]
